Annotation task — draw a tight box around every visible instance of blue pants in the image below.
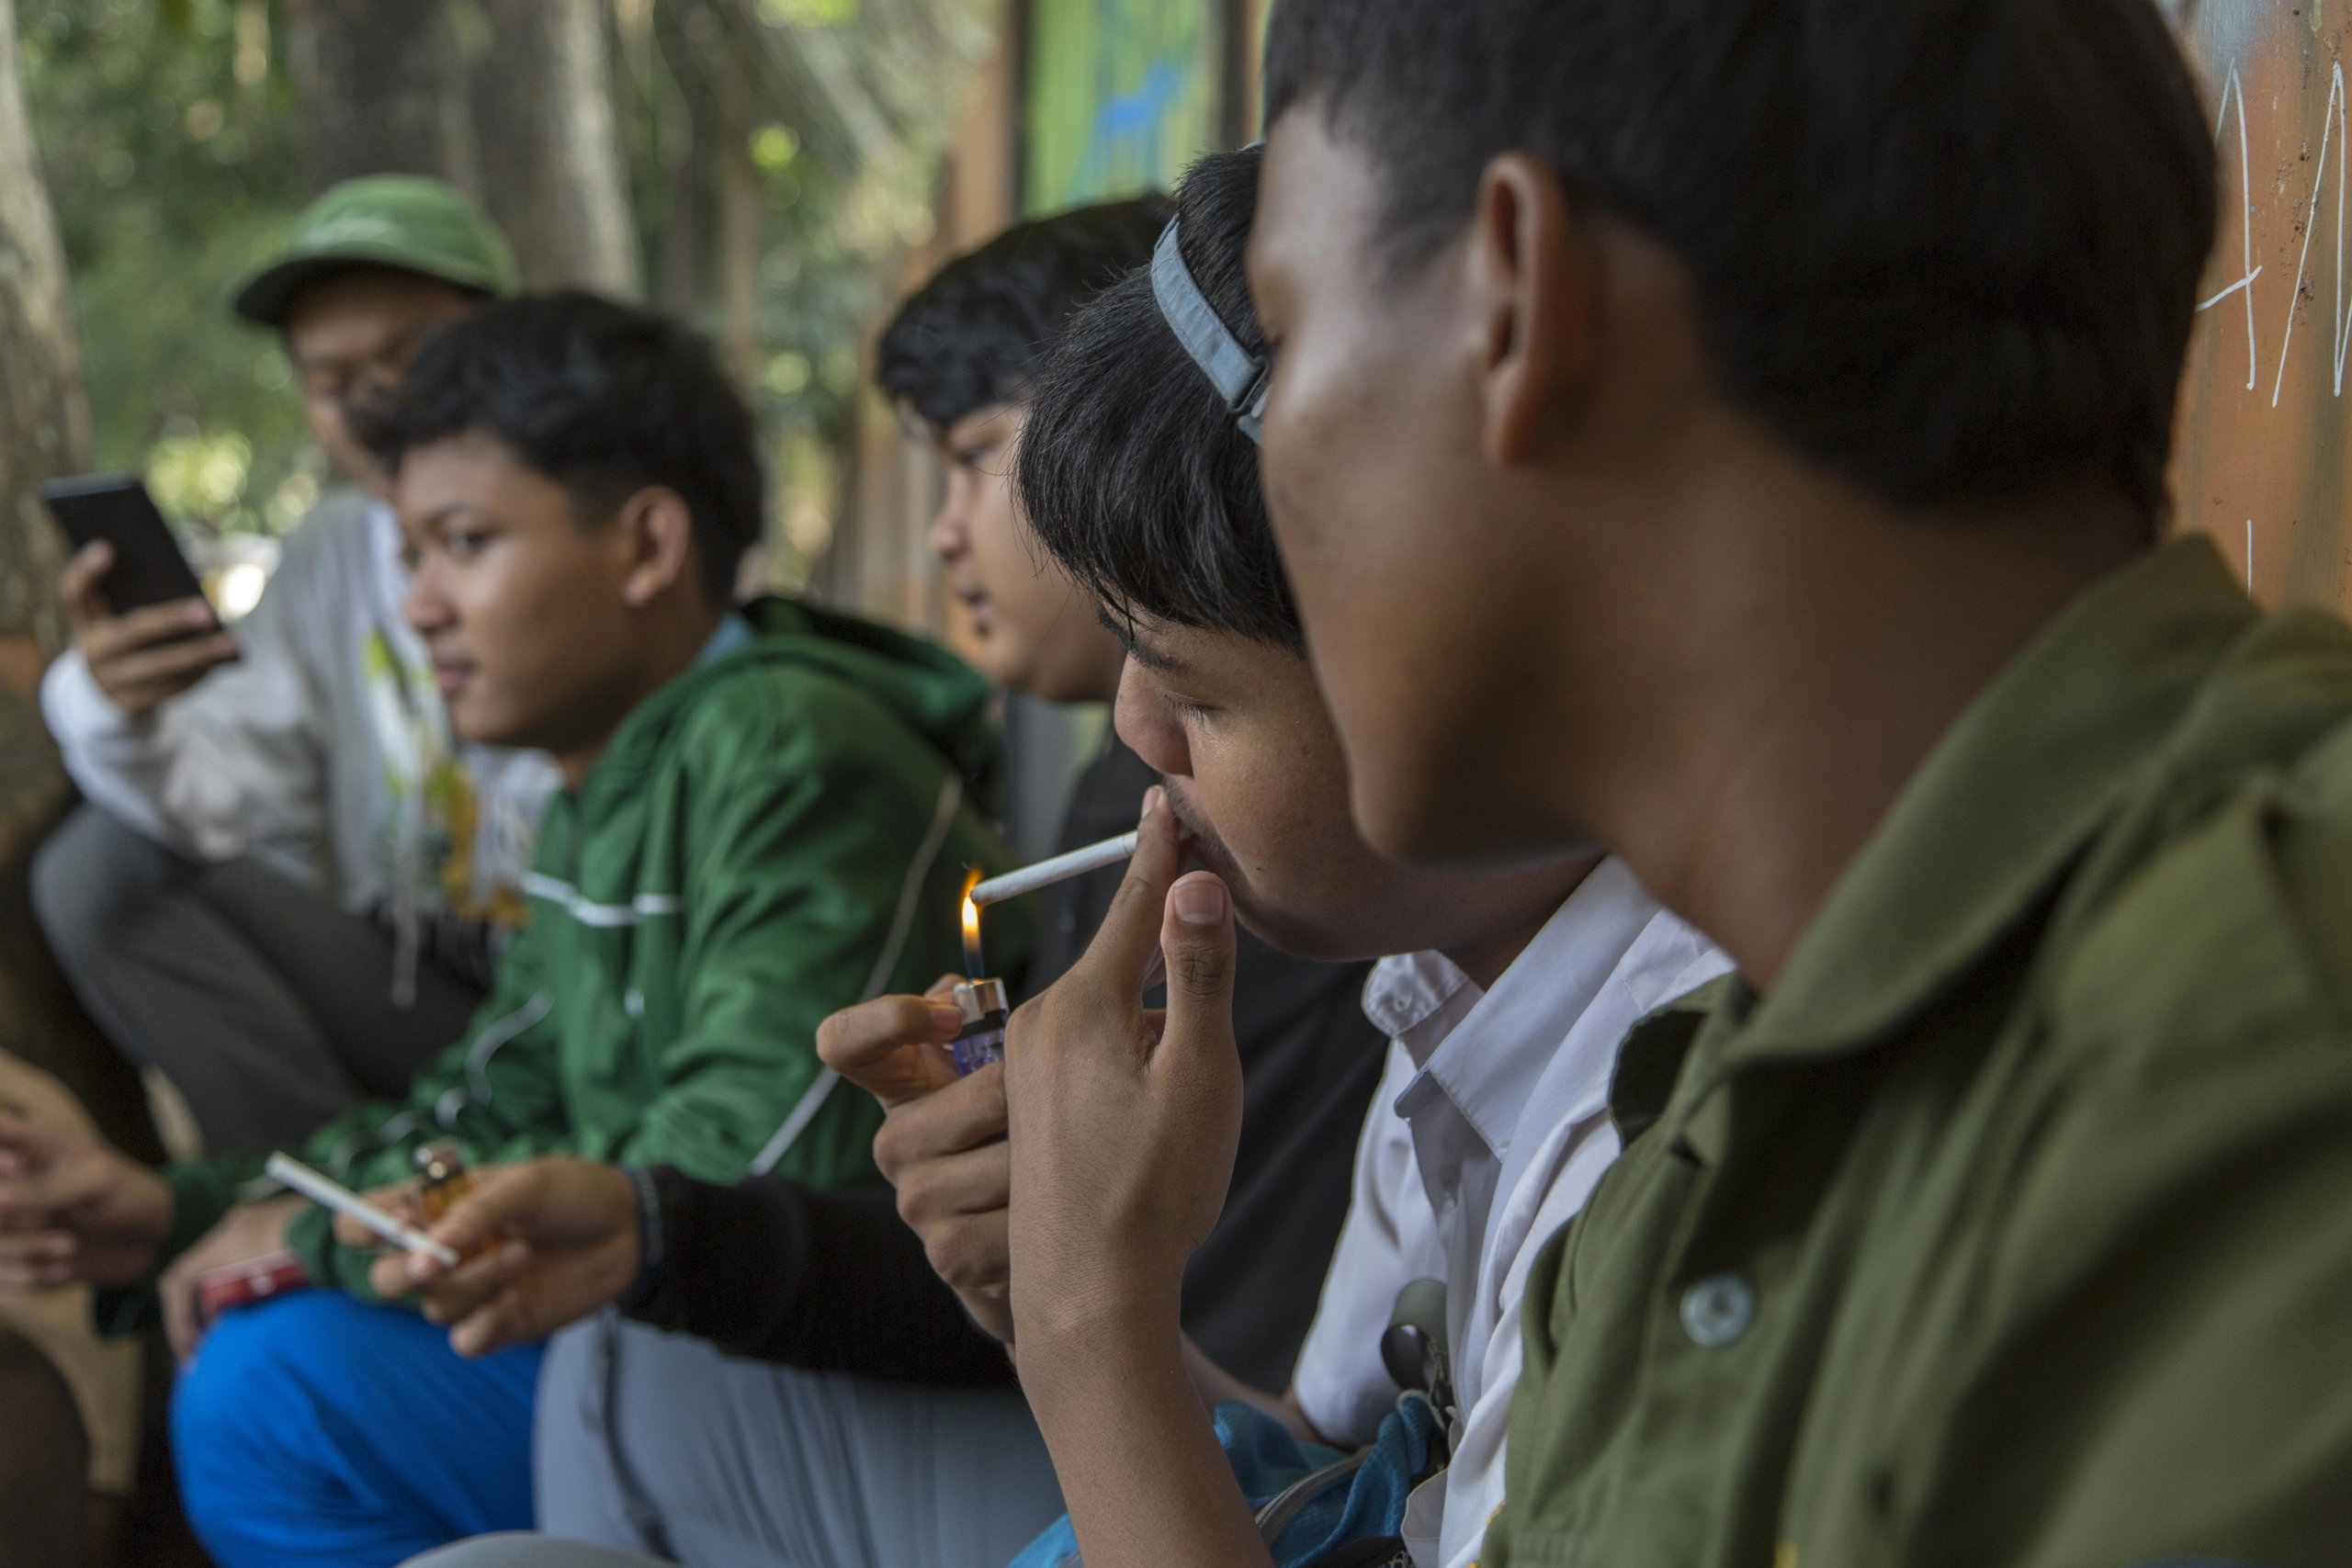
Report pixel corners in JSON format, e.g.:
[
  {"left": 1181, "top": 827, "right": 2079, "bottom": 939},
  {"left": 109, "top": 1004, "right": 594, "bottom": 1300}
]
[{"left": 173, "top": 1291, "right": 543, "bottom": 1568}]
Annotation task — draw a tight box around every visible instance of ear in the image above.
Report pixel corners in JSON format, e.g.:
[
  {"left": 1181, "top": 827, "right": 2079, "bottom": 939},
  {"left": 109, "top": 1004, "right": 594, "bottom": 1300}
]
[
  {"left": 1468, "top": 153, "right": 1595, "bottom": 467},
  {"left": 615, "top": 486, "right": 701, "bottom": 610}
]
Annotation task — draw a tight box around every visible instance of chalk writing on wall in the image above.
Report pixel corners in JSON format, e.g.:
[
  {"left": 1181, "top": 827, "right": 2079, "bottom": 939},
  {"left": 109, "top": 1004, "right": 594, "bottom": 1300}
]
[{"left": 2171, "top": 0, "right": 2352, "bottom": 608}]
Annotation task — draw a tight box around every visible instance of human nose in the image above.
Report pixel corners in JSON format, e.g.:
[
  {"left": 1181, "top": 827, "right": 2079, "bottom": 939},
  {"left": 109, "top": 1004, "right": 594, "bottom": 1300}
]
[
  {"left": 402, "top": 556, "right": 452, "bottom": 634},
  {"left": 1113, "top": 659, "right": 1191, "bottom": 782},
  {"left": 927, "top": 477, "right": 969, "bottom": 562}
]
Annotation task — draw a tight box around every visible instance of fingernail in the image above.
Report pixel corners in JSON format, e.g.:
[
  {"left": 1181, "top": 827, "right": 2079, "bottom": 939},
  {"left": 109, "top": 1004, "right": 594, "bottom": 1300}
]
[
  {"left": 929, "top": 1004, "right": 964, "bottom": 1032},
  {"left": 1171, "top": 877, "right": 1226, "bottom": 925},
  {"left": 405, "top": 1254, "right": 433, "bottom": 1281},
  {"left": 1143, "top": 784, "right": 1164, "bottom": 818},
  {"left": 188, "top": 601, "right": 215, "bottom": 625}
]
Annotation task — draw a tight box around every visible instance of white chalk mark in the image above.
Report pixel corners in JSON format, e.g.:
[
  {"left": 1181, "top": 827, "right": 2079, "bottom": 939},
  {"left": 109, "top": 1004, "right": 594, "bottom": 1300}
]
[
  {"left": 2209, "top": 64, "right": 2261, "bottom": 391},
  {"left": 2199, "top": 265, "right": 2264, "bottom": 310},
  {"left": 2274, "top": 62, "right": 2352, "bottom": 406},
  {"left": 2248, "top": 518, "right": 2256, "bottom": 593}
]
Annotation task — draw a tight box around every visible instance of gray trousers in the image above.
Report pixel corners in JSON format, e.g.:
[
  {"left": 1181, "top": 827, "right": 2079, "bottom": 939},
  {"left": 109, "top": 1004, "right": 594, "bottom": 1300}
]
[
  {"left": 31, "top": 804, "right": 482, "bottom": 1159},
  {"left": 405, "top": 1312, "right": 1066, "bottom": 1568}
]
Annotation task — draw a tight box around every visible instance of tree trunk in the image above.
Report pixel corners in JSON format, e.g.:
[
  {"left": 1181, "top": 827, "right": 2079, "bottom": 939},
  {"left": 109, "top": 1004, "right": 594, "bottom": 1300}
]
[
  {"left": 283, "top": 0, "right": 642, "bottom": 298},
  {"left": 0, "top": 0, "right": 85, "bottom": 866},
  {"left": 472, "top": 0, "right": 642, "bottom": 299},
  {"left": 0, "top": 8, "right": 141, "bottom": 1558},
  {"left": 280, "top": 0, "right": 479, "bottom": 193},
  {"left": 715, "top": 47, "right": 761, "bottom": 390}
]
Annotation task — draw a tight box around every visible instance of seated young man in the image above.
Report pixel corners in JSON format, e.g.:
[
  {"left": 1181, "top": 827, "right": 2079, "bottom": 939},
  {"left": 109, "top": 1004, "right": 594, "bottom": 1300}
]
[
  {"left": 37, "top": 175, "right": 560, "bottom": 1157},
  {"left": 985, "top": 145, "right": 1725, "bottom": 1568},
  {"left": 0, "top": 292, "right": 1023, "bottom": 1568},
  {"left": 1001, "top": 2, "right": 2352, "bottom": 1566},
  {"left": 345, "top": 197, "right": 1395, "bottom": 1568}
]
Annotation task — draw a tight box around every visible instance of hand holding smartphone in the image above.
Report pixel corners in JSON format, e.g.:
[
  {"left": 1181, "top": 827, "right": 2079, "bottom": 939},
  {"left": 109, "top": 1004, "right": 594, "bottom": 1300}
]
[{"left": 41, "top": 474, "right": 241, "bottom": 716}]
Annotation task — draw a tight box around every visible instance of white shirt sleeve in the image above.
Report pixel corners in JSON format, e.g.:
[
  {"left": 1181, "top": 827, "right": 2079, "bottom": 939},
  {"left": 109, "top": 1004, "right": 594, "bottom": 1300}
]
[
  {"left": 40, "top": 558, "right": 328, "bottom": 881},
  {"left": 1290, "top": 1040, "right": 1449, "bottom": 1447}
]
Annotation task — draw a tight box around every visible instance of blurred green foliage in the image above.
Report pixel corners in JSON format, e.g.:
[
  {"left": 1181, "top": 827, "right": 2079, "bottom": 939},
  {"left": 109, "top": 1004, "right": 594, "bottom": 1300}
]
[
  {"left": 612, "top": 0, "right": 992, "bottom": 585},
  {"left": 20, "top": 0, "right": 320, "bottom": 540},
  {"left": 19, "top": 0, "right": 990, "bottom": 582}
]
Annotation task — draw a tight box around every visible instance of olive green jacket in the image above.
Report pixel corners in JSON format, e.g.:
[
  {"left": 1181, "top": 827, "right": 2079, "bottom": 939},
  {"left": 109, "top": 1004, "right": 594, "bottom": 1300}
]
[{"left": 1490, "top": 538, "right": 2352, "bottom": 1568}]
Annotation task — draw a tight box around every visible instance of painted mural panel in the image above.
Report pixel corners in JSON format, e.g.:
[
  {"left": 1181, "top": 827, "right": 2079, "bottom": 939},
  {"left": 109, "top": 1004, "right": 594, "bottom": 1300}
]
[{"left": 1024, "top": 0, "right": 1223, "bottom": 214}]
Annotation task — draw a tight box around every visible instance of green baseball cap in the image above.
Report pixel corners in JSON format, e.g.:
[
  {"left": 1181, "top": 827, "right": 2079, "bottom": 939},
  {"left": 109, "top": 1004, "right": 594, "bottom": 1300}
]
[{"left": 232, "top": 175, "right": 518, "bottom": 327}]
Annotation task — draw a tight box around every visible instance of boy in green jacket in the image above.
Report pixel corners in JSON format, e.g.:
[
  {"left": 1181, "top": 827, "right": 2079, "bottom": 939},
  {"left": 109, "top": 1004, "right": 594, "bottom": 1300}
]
[{"left": 0, "top": 292, "right": 1023, "bottom": 1568}]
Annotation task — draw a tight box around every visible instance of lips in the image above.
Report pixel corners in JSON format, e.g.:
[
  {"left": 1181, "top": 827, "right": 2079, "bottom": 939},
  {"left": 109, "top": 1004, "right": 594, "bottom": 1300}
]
[
  {"left": 433, "top": 661, "right": 473, "bottom": 697},
  {"left": 1160, "top": 785, "right": 1238, "bottom": 877}
]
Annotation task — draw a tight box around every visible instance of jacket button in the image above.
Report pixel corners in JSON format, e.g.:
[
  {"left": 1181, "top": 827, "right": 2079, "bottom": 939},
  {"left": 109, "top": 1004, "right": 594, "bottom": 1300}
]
[{"left": 1680, "top": 1272, "right": 1757, "bottom": 1348}]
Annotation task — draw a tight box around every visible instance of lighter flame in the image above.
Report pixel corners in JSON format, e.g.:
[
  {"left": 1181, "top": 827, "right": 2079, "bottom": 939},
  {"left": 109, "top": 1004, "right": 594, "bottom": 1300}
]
[{"left": 959, "top": 867, "right": 984, "bottom": 976}]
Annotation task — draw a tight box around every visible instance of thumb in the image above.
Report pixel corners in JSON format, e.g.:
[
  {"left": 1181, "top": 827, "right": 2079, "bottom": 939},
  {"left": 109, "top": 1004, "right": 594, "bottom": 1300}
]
[
  {"left": 1155, "top": 872, "right": 1237, "bottom": 1060},
  {"left": 419, "top": 1165, "right": 535, "bottom": 1263}
]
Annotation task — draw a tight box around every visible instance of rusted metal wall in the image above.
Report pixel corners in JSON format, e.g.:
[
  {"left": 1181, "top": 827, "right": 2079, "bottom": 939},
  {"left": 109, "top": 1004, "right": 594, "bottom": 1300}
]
[{"left": 2171, "top": 0, "right": 2352, "bottom": 608}]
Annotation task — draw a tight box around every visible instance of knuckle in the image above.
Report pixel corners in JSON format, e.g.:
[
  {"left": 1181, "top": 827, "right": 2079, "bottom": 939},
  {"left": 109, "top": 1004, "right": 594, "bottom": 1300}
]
[
  {"left": 872, "top": 1118, "right": 914, "bottom": 1180},
  {"left": 925, "top": 1225, "right": 1003, "bottom": 1291},
  {"left": 1172, "top": 942, "right": 1232, "bottom": 992},
  {"left": 894, "top": 1163, "right": 945, "bottom": 1224}
]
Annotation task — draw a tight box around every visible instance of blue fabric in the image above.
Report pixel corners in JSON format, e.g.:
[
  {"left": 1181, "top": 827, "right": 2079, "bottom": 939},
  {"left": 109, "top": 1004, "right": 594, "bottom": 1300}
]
[
  {"left": 172, "top": 1291, "right": 543, "bottom": 1568},
  {"left": 696, "top": 613, "right": 757, "bottom": 666},
  {"left": 1006, "top": 1396, "right": 1443, "bottom": 1568}
]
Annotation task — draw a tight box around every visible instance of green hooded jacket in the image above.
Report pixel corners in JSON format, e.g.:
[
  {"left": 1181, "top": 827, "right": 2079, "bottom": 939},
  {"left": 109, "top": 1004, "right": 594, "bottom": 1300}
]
[{"left": 148, "top": 597, "right": 1029, "bottom": 1303}]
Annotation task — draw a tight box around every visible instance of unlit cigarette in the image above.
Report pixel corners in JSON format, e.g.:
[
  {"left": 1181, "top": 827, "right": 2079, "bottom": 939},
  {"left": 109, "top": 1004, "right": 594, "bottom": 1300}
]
[
  {"left": 969, "top": 830, "right": 1141, "bottom": 906},
  {"left": 264, "top": 1152, "right": 460, "bottom": 1266}
]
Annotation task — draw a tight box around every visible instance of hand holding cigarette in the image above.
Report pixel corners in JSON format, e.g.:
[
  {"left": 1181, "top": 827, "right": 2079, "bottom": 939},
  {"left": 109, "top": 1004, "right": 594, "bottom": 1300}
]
[
  {"left": 269, "top": 1152, "right": 459, "bottom": 1266},
  {"left": 360, "top": 1158, "right": 643, "bottom": 1358},
  {"left": 1001, "top": 787, "right": 1243, "bottom": 1347}
]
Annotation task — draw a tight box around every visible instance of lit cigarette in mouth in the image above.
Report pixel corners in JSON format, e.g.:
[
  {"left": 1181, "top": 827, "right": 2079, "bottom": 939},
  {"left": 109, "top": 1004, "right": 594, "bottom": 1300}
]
[{"left": 968, "top": 829, "right": 1141, "bottom": 907}]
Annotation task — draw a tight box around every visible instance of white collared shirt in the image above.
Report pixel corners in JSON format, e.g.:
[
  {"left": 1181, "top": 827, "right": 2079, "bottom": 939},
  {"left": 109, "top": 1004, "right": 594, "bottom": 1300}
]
[{"left": 1289, "top": 857, "right": 1732, "bottom": 1568}]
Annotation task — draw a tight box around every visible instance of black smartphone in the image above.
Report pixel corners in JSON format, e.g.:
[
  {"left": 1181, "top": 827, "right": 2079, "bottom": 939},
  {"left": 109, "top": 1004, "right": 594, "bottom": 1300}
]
[{"left": 40, "top": 474, "right": 209, "bottom": 616}]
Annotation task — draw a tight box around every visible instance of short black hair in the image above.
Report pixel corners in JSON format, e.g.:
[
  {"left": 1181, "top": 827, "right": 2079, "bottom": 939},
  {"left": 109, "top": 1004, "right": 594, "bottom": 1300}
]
[
  {"left": 363, "top": 291, "right": 762, "bottom": 605},
  {"left": 876, "top": 195, "right": 1174, "bottom": 431},
  {"left": 1017, "top": 150, "right": 1299, "bottom": 651},
  {"left": 1264, "top": 0, "right": 2216, "bottom": 524}
]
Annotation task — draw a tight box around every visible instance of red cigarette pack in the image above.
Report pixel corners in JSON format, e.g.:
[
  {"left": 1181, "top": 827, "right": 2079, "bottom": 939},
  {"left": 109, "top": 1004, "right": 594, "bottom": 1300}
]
[{"left": 196, "top": 1250, "right": 311, "bottom": 1320}]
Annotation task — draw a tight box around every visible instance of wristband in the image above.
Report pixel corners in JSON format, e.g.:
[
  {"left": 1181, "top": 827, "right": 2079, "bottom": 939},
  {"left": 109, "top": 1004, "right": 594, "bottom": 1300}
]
[{"left": 617, "top": 1166, "right": 667, "bottom": 1311}]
